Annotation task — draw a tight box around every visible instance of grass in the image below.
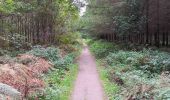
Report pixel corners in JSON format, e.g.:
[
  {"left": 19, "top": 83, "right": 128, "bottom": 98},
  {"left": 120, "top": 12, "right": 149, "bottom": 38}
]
[
  {"left": 26, "top": 45, "right": 82, "bottom": 100},
  {"left": 41, "top": 64, "right": 78, "bottom": 100},
  {"left": 96, "top": 60, "right": 120, "bottom": 100},
  {"left": 59, "top": 64, "right": 78, "bottom": 100}
]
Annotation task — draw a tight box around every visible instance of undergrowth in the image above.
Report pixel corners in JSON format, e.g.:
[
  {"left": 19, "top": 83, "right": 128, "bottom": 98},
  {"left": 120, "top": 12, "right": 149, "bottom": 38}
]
[
  {"left": 96, "top": 60, "right": 120, "bottom": 100},
  {"left": 28, "top": 46, "right": 76, "bottom": 70},
  {"left": 33, "top": 64, "right": 78, "bottom": 100},
  {"left": 26, "top": 45, "right": 81, "bottom": 99},
  {"left": 87, "top": 39, "right": 118, "bottom": 58},
  {"left": 89, "top": 39, "right": 170, "bottom": 100},
  {"left": 0, "top": 32, "right": 82, "bottom": 99}
]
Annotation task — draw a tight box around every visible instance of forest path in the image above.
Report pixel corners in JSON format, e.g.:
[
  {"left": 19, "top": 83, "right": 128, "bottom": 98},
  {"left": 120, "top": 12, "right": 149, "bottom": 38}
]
[{"left": 71, "top": 46, "right": 105, "bottom": 100}]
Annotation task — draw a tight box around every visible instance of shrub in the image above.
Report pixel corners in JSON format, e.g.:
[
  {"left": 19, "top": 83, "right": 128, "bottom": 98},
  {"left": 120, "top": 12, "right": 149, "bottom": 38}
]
[
  {"left": 139, "top": 50, "right": 170, "bottom": 73},
  {"left": 106, "top": 51, "right": 144, "bottom": 67},
  {"left": 31, "top": 86, "right": 61, "bottom": 100},
  {"left": 89, "top": 40, "right": 117, "bottom": 58},
  {"left": 96, "top": 41, "right": 170, "bottom": 100},
  {"left": 154, "top": 88, "right": 170, "bottom": 100},
  {"left": 28, "top": 46, "right": 61, "bottom": 62},
  {"left": 43, "top": 86, "right": 61, "bottom": 100},
  {"left": 0, "top": 48, "right": 25, "bottom": 57},
  {"left": 8, "top": 33, "right": 31, "bottom": 50},
  {"left": 56, "top": 32, "right": 82, "bottom": 45},
  {"left": 28, "top": 46, "right": 76, "bottom": 69},
  {"left": 0, "top": 49, "right": 9, "bottom": 56},
  {"left": 106, "top": 49, "right": 170, "bottom": 74}
]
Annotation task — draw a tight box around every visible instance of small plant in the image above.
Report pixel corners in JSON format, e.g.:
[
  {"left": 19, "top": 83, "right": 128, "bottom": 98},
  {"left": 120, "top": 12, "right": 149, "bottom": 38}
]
[
  {"left": 28, "top": 46, "right": 76, "bottom": 70},
  {"left": 28, "top": 46, "right": 61, "bottom": 61},
  {"left": 56, "top": 32, "right": 82, "bottom": 45},
  {"left": 106, "top": 51, "right": 144, "bottom": 67},
  {"left": 90, "top": 40, "right": 170, "bottom": 100},
  {"left": 27, "top": 46, "right": 78, "bottom": 99},
  {"left": 39, "top": 86, "right": 61, "bottom": 100},
  {"left": 89, "top": 40, "right": 116, "bottom": 58}
]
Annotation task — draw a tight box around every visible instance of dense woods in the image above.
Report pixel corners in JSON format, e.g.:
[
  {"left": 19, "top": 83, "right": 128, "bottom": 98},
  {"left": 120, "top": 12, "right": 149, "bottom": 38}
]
[
  {"left": 83, "top": 0, "right": 170, "bottom": 99},
  {"left": 0, "top": 0, "right": 82, "bottom": 99},
  {"left": 0, "top": 0, "right": 79, "bottom": 49},
  {"left": 83, "top": 0, "right": 170, "bottom": 47}
]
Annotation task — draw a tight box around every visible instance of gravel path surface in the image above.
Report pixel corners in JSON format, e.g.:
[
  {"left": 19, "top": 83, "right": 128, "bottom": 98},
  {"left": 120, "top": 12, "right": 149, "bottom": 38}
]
[{"left": 71, "top": 46, "right": 105, "bottom": 100}]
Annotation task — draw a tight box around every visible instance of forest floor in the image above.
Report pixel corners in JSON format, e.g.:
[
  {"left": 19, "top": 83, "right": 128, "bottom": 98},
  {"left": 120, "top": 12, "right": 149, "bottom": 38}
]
[{"left": 71, "top": 46, "right": 105, "bottom": 100}]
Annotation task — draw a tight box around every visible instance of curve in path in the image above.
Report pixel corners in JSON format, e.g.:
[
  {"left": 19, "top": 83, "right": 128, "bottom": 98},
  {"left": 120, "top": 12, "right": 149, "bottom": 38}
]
[{"left": 71, "top": 46, "right": 105, "bottom": 100}]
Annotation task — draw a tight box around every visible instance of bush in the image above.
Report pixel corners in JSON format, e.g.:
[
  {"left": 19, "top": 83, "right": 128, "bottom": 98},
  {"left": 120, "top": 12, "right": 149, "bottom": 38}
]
[
  {"left": 56, "top": 32, "right": 82, "bottom": 45},
  {"left": 93, "top": 41, "right": 170, "bottom": 100},
  {"left": 39, "top": 64, "right": 78, "bottom": 100},
  {"left": 27, "top": 46, "right": 78, "bottom": 99},
  {"left": 8, "top": 33, "right": 31, "bottom": 50},
  {"left": 137, "top": 50, "right": 170, "bottom": 73},
  {"left": 0, "top": 48, "right": 25, "bottom": 57},
  {"left": 106, "top": 49, "right": 170, "bottom": 74},
  {"left": 56, "top": 32, "right": 82, "bottom": 53},
  {"left": 89, "top": 40, "right": 117, "bottom": 58},
  {"left": 31, "top": 86, "right": 61, "bottom": 100},
  {"left": 28, "top": 46, "right": 75, "bottom": 69},
  {"left": 106, "top": 51, "right": 145, "bottom": 67},
  {"left": 113, "top": 70, "right": 170, "bottom": 100},
  {"left": 28, "top": 46, "right": 61, "bottom": 61},
  {"left": 38, "top": 69, "right": 63, "bottom": 100},
  {"left": 105, "top": 49, "right": 170, "bottom": 99}
]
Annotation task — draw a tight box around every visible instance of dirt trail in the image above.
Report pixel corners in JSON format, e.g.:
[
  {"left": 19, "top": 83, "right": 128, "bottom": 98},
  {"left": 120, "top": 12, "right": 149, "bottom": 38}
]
[{"left": 71, "top": 46, "right": 105, "bottom": 100}]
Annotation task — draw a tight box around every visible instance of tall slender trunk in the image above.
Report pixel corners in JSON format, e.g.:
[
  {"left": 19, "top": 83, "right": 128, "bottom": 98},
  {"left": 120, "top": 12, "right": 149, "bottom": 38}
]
[
  {"left": 156, "top": 0, "right": 160, "bottom": 47},
  {"left": 146, "top": 0, "right": 149, "bottom": 44}
]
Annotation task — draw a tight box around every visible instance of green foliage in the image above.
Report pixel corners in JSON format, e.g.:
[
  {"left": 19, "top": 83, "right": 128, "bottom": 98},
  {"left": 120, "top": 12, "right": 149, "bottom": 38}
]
[
  {"left": 28, "top": 46, "right": 75, "bottom": 69},
  {"left": 113, "top": 15, "right": 146, "bottom": 35},
  {"left": 0, "top": 48, "right": 9, "bottom": 56},
  {"left": 113, "top": 0, "right": 146, "bottom": 35},
  {"left": 14, "top": 1, "right": 34, "bottom": 12},
  {"left": 39, "top": 64, "right": 78, "bottom": 100},
  {"left": 56, "top": 32, "right": 83, "bottom": 53},
  {"left": 106, "top": 50, "right": 170, "bottom": 74},
  {"left": 0, "top": 0, "right": 34, "bottom": 13},
  {"left": 155, "top": 88, "right": 170, "bottom": 100},
  {"left": 28, "top": 46, "right": 61, "bottom": 61},
  {"left": 27, "top": 45, "right": 79, "bottom": 100},
  {"left": 120, "top": 70, "right": 158, "bottom": 85},
  {"left": 30, "top": 86, "right": 61, "bottom": 100},
  {"left": 0, "top": 48, "right": 25, "bottom": 57},
  {"left": 97, "top": 60, "right": 120, "bottom": 100},
  {"left": 89, "top": 40, "right": 170, "bottom": 100},
  {"left": 141, "top": 50, "right": 170, "bottom": 73},
  {"left": 7, "top": 33, "right": 31, "bottom": 50},
  {"left": 35, "top": 69, "right": 64, "bottom": 100},
  {"left": 0, "top": 0, "right": 80, "bottom": 52},
  {"left": 81, "top": 0, "right": 146, "bottom": 37},
  {"left": 89, "top": 39, "right": 170, "bottom": 74},
  {"left": 42, "top": 86, "right": 61, "bottom": 100},
  {"left": 89, "top": 40, "right": 117, "bottom": 58},
  {"left": 106, "top": 51, "right": 144, "bottom": 66},
  {"left": 57, "top": 32, "right": 81, "bottom": 45},
  {"left": 113, "top": 16, "right": 132, "bottom": 35},
  {"left": 0, "top": 0, "right": 15, "bottom": 13}
]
